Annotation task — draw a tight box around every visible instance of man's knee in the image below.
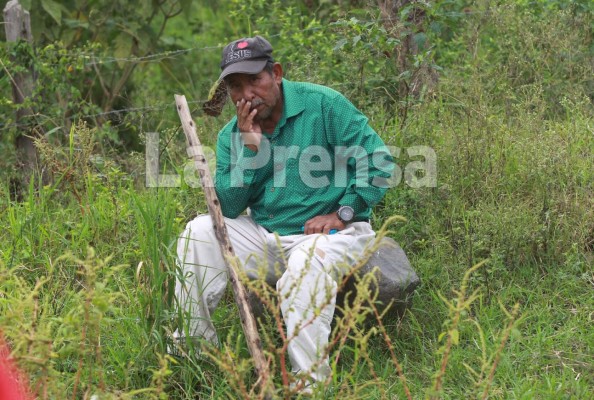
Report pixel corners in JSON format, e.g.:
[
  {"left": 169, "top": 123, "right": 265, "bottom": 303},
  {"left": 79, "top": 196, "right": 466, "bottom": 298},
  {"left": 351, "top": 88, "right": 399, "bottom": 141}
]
[
  {"left": 183, "top": 215, "right": 214, "bottom": 239},
  {"left": 277, "top": 250, "right": 323, "bottom": 293}
]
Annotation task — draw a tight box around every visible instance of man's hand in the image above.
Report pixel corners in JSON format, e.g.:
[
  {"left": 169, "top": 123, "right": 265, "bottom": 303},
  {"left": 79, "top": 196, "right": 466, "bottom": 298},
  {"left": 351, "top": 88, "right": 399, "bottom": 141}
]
[
  {"left": 236, "top": 98, "right": 262, "bottom": 152},
  {"left": 303, "top": 212, "right": 346, "bottom": 235}
]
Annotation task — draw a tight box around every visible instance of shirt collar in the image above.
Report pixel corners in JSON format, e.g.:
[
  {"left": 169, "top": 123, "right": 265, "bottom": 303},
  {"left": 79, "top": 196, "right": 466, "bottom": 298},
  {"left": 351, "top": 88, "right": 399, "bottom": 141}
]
[{"left": 278, "top": 78, "right": 305, "bottom": 128}]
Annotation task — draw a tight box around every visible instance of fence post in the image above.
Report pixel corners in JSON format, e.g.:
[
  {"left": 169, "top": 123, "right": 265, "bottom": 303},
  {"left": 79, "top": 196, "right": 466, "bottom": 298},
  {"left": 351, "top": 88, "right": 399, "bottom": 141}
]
[{"left": 3, "top": 0, "right": 43, "bottom": 195}]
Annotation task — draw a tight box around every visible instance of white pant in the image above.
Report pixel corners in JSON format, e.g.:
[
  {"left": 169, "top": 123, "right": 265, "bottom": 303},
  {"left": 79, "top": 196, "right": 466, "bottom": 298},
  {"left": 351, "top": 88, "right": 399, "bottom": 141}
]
[{"left": 174, "top": 214, "right": 375, "bottom": 382}]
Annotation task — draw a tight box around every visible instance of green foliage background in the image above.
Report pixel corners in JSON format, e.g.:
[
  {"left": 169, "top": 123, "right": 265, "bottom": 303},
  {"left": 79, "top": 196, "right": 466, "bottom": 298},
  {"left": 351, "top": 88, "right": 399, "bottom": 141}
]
[{"left": 1, "top": 0, "right": 593, "bottom": 398}]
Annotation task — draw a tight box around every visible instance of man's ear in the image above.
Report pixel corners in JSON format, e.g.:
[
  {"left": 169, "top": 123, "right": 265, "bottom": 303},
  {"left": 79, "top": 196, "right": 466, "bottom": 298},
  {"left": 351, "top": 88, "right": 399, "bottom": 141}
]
[{"left": 272, "top": 63, "right": 283, "bottom": 83}]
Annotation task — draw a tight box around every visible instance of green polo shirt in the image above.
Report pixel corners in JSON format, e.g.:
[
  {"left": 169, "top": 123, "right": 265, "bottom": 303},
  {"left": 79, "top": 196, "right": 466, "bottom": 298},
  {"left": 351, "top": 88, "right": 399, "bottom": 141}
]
[{"left": 215, "top": 78, "right": 394, "bottom": 236}]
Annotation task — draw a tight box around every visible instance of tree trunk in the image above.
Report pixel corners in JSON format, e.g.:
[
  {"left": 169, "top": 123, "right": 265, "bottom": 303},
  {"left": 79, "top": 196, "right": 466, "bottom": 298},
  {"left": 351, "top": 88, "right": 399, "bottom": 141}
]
[
  {"left": 379, "top": 0, "right": 438, "bottom": 99},
  {"left": 4, "top": 0, "right": 45, "bottom": 197}
]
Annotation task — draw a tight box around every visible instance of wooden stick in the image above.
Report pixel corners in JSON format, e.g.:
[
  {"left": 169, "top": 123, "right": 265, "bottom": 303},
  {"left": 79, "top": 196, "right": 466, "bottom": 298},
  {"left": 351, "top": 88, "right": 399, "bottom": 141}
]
[{"left": 175, "top": 95, "right": 271, "bottom": 398}]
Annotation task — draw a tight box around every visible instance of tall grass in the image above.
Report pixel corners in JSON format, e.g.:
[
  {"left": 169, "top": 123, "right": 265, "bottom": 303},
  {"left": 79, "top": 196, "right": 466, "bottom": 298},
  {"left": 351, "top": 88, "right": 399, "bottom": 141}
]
[{"left": 1, "top": 2, "right": 593, "bottom": 399}]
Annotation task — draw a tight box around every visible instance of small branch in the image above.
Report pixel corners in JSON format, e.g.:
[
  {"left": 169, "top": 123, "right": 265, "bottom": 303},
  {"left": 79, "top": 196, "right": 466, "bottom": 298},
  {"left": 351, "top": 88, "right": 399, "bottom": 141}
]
[
  {"left": 371, "top": 302, "right": 412, "bottom": 400},
  {"left": 106, "top": 62, "right": 138, "bottom": 111},
  {"left": 92, "top": 62, "right": 111, "bottom": 98}
]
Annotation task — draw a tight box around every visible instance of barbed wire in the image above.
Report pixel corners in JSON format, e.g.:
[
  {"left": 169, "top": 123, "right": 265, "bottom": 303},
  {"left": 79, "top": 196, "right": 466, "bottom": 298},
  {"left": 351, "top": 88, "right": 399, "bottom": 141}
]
[
  {"left": 0, "top": 19, "right": 390, "bottom": 134},
  {"left": 80, "top": 45, "right": 221, "bottom": 66},
  {"left": 0, "top": 100, "right": 198, "bottom": 132},
  {"left": 2, "top": 7, "right": 488, "bottom": 70},
  {"left": 1, "top": 10, "right": 453, "bottom": 133},
  {"left": 29, "top": 12, "right": 467, "bottom": 67},
  {"left": 0, "top": 75, "right": 390, "bottom": 133},
  {"left": 42, "top": 25, "right": 310, "bottom": 67}
]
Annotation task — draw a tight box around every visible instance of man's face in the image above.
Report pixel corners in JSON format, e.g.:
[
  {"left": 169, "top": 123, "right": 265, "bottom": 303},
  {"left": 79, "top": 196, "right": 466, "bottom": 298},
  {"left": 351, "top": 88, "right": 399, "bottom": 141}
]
[{"left": 225, "top": 65, "right": 282, "bottom": 121}]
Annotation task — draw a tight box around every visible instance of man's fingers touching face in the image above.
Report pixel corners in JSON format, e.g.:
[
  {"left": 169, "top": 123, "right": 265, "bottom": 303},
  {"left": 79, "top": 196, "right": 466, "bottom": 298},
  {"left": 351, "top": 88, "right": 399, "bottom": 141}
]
[
  {"left": 237, "top": 99, "right": 255, "bottom": 116},
  {"left": 236, "top": 99, "right": 260, "bottom": 134}
]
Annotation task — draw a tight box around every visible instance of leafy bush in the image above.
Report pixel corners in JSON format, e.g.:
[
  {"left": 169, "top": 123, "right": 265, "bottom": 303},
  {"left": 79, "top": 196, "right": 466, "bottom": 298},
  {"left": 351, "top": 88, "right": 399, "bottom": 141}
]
[{"left": 1, "top": 0, "right": 593, "bottom": 398}]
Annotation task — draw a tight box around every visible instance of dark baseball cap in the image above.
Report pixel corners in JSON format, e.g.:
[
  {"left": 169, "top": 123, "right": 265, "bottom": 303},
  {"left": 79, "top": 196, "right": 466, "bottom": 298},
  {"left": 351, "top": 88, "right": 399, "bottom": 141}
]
[
  {"left": 218, "top": 35, "right": 274, "bottom": 81},
  {"left": 203, "top": 36, "right": 274, "bottom": 116}
]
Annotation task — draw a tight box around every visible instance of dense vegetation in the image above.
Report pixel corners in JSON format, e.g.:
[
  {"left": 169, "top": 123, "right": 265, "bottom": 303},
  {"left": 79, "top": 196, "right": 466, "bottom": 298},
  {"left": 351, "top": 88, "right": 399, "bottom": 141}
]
[{"left": 1, "top": 0, "right": 592, "bottom": 398}]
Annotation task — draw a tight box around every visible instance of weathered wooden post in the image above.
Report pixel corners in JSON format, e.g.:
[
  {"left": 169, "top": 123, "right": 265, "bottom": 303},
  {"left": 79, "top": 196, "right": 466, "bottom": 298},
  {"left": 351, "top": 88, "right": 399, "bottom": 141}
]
[
  {"left": 3, "top": 0, "right": 43, "bottom": 193},
  {"left": 175, "top": 94, "right": 272, "bottom": 399}
]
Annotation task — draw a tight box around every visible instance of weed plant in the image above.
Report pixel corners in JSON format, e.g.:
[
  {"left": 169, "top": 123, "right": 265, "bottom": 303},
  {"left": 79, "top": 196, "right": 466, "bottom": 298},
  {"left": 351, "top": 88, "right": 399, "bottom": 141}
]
[{"left": 1, "top": 1, "right": 593, "bottom": 399}]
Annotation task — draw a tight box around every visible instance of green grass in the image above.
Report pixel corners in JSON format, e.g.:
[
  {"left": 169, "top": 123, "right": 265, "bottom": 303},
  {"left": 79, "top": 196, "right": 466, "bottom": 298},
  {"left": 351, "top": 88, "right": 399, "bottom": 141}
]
[
  {"left": 1, "top": 84, "right": 591, "bottom": 398},
  {"left": 1, "top": 2, "right": 593, "bottom": 399}
]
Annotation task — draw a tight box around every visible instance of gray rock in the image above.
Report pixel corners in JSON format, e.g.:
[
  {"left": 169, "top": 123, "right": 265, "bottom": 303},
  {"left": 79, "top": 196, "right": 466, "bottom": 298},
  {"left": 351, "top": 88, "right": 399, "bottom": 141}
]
[
  {"left": 336, "top": 237, "right": 420, "bottom": 320},
  {"left": 249, "top": 237, "right": 419, "bottom": 322}
]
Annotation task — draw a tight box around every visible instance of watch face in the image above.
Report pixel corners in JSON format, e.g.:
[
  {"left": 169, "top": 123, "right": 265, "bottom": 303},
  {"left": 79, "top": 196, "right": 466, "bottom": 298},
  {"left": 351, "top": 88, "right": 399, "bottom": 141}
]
[{"left": 339, "top": 206, "right": 354, "bottom": 222}]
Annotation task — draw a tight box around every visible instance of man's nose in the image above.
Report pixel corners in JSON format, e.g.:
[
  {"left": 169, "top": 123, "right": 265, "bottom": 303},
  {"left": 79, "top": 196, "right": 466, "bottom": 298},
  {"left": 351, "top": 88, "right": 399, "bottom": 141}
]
[{"left": 240, "top": 85, "right": 256, "bottom": 101}]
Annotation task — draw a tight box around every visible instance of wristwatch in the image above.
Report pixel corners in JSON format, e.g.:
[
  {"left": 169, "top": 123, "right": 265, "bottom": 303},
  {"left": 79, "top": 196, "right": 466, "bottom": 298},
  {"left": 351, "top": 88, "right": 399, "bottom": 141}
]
[{"left": 337, "top": 205, "right": 355, "bottom": 224}]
